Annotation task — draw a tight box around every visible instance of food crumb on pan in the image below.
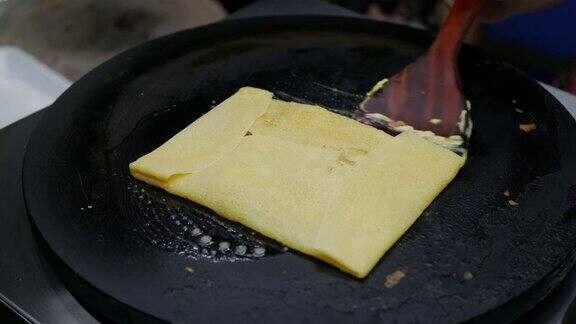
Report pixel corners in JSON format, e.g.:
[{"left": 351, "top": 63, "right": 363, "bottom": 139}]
[
  {"left": 463, "top": 271, "right": 474, "bottom": 280},
  {"left": 504, "top": 190, "right": 510, "bottom": 197},
  {"left": 253, "top": 246, "right": 266, "bottom": 257},
  {"left": 508, "top": 200, "right": 519, "bottom": 207},
  {"left": 185, "top": 266, "right": 194, "bottom": 273},
  {"left": 218, "top": 241, "right": 230, "bottom": 251},
  {"left": 234, "top": 245, "right": 247, "bottom": 256},
  {"left": 199, "top": 235, "right": 212, "bottom": 245},
  {"left": 385, "top": 270, "right": 406, "bottom": 288},
  {"left": 429, "top": 118, "right": 442, "bottom": 125},
  {"left": 515, "top": 108, "right": 524, "bottom": 113},
  {"left": 519, "top": 123, "right": 537, "bottom": 132}
]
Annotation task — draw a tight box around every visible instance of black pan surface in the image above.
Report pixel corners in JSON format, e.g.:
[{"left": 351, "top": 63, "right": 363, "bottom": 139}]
[{"left": 23, "top": 16, "right": 576, "bottom": 323}]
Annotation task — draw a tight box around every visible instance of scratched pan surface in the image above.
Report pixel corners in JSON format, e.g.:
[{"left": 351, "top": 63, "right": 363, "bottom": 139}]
[{"left": 23, "top": 16, "right": 576, "bottom": 323}]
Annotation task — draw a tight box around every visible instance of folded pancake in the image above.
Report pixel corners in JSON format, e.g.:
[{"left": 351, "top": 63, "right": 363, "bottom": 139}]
[
  {"left": 249, "top": 99, "right": 392, "bottom": 152},
  {"left": 130, "top": 87, "right": 273, "bottom": 183},
  {"left": 314, "top": 132, "right": 464, "bottom": 277},
  {"left": 168, "top": 134, "right": 339, "bottom": 255},
  {"left": 130, "top": 87, "right": 465, "bottom": 278}
]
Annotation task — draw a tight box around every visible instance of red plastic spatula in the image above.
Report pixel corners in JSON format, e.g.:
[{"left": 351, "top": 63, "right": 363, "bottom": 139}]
[{"left": 357, "top": 0, "right": 483, "bottom": 147}]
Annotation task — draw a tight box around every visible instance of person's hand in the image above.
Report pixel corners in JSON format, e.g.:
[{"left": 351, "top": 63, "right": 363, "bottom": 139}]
[{"left": 479, "top": 0, "right": 563, "bottom": 21}]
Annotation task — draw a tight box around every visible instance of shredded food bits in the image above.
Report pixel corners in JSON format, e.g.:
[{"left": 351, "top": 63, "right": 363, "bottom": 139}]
[
  {"left": 519, "top": 123, "right": 537, "bottom": 132},
  {"left": 385, "top": 270, "right": 406, "bottom": 288}
]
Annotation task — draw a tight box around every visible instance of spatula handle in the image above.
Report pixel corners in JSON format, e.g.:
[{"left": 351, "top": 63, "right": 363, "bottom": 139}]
[{"left": 431, "top": 0, "right": 483, "bottom": 57}]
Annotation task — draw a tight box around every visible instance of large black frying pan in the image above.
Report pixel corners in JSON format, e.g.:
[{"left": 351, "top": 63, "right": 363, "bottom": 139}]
[{"left": 23, "top": 15, "right": 576, "bottom": 323}]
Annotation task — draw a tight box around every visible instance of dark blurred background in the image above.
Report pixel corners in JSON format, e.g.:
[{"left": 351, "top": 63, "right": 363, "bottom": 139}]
[
  {"left": 1, "top": 0, "right": 574, "bottom": 93},
  {"left": 327, "top": 0, "right": 576, "bottom": 94}
]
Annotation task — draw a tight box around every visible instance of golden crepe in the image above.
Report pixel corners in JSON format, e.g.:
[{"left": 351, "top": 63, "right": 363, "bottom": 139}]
[{"left": 130, "top": 87, "right": 465, "bottom": 278}]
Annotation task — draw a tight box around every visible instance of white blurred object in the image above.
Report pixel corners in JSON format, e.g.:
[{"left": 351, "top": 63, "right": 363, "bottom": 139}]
[
  {"left": 541, "top": 83, "right": 576, "bottom": 119},
  {"left": 0, "top": 46, "right": 71, "bottom": 129}
]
